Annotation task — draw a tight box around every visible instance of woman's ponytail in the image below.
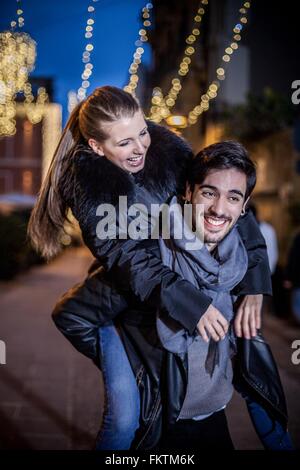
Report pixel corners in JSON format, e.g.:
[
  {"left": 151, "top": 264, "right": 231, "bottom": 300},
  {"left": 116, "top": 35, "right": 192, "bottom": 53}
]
[{"left": 27, "top": 102, "right": 83, "bottom": 260}]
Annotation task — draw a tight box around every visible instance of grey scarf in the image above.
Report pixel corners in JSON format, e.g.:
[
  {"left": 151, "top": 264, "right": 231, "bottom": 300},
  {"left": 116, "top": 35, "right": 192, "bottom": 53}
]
[{"left": 157, "top": 196, "right": 248, "bottom": 418}]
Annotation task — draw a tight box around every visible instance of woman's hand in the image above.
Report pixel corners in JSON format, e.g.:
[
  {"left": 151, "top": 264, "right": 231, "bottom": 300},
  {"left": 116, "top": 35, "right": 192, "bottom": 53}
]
[
  {"left": 234, "top": 294, "right": 263, "bottom": 339},
  {"left": 197, "top": 304, "right": 229, "bottom": 342}
]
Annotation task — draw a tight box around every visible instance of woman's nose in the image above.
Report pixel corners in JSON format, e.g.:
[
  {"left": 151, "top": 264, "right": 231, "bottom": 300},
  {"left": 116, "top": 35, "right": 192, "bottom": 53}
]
[{"left": 133, "top": 139, "right": 145, "bottom": 153}]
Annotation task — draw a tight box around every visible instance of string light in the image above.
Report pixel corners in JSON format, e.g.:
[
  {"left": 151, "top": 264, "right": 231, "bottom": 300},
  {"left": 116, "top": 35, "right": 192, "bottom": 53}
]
[
  {"left": 186, "top": 1, "right": 251, "bottom": 126},
  {"left": 124, "top": 3, "right": 153, "bottom": 96},
  {"left": 77, "top": 0, "right": 100, "bottom": 101},
  {"left": 0, "top": 0, "right": 49, "bottom": 136},
  {"left": 150, "top": 0, "right": 208, "bottom": 123}
]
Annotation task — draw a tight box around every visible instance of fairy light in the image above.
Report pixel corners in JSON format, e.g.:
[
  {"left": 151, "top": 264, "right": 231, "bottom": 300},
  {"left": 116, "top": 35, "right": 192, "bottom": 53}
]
[
  {"left": 124, "top": 3, "right": 153, "bottom": 96},
  {"left": 187, "top": 1, "right": 251, "bottom": 126},
  {"left": 0, "top": 0, "right": 50, "bottom": 135},
  {"left": 77, "top": 0, "right": 100, "bottom": 101},
  {"left": 150, "top": 0, "right": 208, "bottom": 123}
]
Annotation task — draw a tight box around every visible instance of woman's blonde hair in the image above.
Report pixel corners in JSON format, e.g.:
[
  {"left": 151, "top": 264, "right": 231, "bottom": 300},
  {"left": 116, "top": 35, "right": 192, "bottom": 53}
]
[{"left": 28, "top": 86, "right": 140, "bottom": 259}]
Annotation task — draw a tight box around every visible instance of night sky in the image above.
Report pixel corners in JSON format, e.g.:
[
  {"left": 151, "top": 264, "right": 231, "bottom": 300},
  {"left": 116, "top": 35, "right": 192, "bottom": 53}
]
[
  {"left": 0, "top": 0, "right": 151, "bottom": 123},
  {"left": 1, "top": 1, "right": 299, "bottom": 124}
]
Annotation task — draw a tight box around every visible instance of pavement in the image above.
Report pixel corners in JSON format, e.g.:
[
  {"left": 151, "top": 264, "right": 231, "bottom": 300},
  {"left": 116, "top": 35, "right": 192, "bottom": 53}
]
[{"left": 0, "top": 247, "right": 299, "bottom": 450}]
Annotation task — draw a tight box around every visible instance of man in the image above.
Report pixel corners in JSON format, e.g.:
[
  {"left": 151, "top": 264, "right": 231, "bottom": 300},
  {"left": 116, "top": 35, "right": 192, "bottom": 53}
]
[{"left": 53, "top": 141, "right": 289, "bottom": 450}]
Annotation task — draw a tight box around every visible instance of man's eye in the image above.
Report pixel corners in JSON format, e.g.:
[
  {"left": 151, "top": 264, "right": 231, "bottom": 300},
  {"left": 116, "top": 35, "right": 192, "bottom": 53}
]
[
  {"left": 229, "top": 196, "right": 240, "bottom": 202},
  {"left": 202, "top": 191, "right": 214, "bottom": 197}
]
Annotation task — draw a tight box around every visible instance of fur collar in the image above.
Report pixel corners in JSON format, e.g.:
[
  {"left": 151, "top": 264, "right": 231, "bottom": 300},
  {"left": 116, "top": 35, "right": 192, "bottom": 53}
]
[{"left": 66, "top": 121, "right": 193, "bottom": 212}]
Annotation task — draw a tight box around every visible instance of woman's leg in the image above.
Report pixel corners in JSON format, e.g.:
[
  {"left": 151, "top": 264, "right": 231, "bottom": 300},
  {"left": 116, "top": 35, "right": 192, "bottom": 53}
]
[
  {"left": 95, "top": 324, "right": 140, "bottom": 450},
  {"left": 245, "top": 397, "right": 294, "bottom": 450}
]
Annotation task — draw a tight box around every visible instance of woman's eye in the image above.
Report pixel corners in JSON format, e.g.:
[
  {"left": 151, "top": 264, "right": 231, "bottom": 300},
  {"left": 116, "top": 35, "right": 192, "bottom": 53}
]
[
  {"left": 119, "top": 141, "right": 129, "bottom": 147},
  {"left": 140, "top": 129, "right": 148, "bottom": 136}
]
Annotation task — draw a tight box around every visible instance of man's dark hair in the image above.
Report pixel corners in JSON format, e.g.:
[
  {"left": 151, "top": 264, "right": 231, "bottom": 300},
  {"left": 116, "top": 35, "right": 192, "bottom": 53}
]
[{"left": 188, "top": 140, "right": 256, "bottom": 199}]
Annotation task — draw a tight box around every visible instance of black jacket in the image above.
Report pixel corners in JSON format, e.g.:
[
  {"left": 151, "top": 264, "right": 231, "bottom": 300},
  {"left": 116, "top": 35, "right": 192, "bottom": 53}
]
[
  {"left": 53, "top": 122, "right": 277, "bottom": 449},
  {"left": 286, "top": 232, "right": 300, "bottom": 288},
  {"left": 60, "top": 121, "right": 272, "bottom": 335},
  {"left": 52, "top": 260, "right": 287, "bottom": 450}
]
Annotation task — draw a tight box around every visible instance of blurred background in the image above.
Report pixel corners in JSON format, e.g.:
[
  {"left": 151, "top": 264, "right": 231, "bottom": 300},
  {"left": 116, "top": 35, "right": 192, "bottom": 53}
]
[{"left": 0, "top": 0, "right": 299, "bottom": 450}]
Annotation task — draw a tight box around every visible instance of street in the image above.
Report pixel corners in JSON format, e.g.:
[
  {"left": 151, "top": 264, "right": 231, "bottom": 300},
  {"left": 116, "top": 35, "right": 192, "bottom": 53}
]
[{"left": 0, "top": 247, "right": 299, "bottom": 449}]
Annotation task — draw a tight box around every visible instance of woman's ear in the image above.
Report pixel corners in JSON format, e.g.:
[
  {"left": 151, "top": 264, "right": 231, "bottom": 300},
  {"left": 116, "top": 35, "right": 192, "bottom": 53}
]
[
  {"left": 184, "top": 182, "right": 192, "bottom": 203},
  {"left": 88, "top": 139, "right": 104, "bottom": 156}
]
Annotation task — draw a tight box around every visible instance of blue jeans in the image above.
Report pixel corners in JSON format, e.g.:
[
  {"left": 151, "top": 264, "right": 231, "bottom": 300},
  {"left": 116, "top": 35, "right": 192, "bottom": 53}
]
[
  {"left": 95, "top": 324, "right": 140, "bottom": 450},
  {"left": 245, "top": 397, "right": 294, "bottom": 450}
]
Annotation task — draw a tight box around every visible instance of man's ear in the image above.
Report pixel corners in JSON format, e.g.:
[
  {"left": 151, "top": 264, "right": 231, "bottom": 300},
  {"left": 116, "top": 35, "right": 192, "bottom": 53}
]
[
  {"left": 184, "top": 182, "right": 193, "bottom": 203},
  {"left": 242, "top": 196, "right": 250, "bottom": 214},
  {"left": 88, "top": 138, "right": 105, "bottom": 156}
]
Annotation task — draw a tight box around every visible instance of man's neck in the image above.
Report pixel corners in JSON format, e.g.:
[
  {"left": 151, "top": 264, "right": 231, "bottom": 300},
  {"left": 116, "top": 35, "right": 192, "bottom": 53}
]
[{"left": 205, "top": 242, "right": 218, "bottom": 252}]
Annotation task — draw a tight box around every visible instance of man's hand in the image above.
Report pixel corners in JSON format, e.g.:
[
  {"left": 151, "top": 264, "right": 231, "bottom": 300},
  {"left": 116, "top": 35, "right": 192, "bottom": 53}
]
[
  {"left": 234, "top": 294, "right": 263, "bottom": 339},
  {"left": 197, "top": 304, "right": 229, "bottom": 343}
]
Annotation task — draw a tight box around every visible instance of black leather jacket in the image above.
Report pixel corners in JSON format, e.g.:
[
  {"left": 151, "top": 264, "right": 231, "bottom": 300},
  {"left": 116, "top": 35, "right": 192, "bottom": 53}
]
[
  {"left": 52, "top": 121, "right": 279, "bottom": 449},
  {"left": 52, "top": 254, "right": 288, "bottom": 450}
]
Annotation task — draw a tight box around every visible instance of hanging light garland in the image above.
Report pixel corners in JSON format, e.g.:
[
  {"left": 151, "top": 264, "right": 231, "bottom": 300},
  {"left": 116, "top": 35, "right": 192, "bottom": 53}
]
[
  {"left": 150, "top": 0, "right": 208, "bottom": 123},
  {"left": 123, "top": 2, "right": 153, "bottom": 96},
  {"left": 77, "top": 0, "right": 100, "bottom": 102},
  {"left": 0, "top": 0, "right": 49, "bottom": 136},
  {"left": 187, "top": 1, "right": 251, "bottom": 126}
]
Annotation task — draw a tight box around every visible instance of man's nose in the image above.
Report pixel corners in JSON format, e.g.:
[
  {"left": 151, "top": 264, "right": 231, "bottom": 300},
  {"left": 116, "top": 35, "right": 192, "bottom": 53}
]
[{"left": 211, "top": 196, "right": 227, "bottom": 215}]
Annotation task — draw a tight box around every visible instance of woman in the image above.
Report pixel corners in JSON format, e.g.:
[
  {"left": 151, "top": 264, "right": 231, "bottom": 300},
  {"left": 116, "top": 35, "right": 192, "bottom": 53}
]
[{"left": 28, "top": 86, "right": 272, "bottom": 449}]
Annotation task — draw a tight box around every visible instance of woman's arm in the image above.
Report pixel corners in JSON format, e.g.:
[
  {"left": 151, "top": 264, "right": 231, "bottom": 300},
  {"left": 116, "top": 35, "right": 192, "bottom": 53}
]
[{"left": 80, "top": 214, "right": 212, "bottom": 335}]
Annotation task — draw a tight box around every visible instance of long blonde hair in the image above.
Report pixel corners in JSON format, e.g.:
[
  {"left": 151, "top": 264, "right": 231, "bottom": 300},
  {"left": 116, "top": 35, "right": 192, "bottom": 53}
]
[{"left": 28, "top": 86, "right": 140, "bottom": 259}]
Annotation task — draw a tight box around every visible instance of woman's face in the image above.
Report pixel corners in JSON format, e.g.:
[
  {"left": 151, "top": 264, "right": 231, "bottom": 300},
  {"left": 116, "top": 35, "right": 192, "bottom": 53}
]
[{"left": 89, "top": 110, "right": 151, "bottom": 173}]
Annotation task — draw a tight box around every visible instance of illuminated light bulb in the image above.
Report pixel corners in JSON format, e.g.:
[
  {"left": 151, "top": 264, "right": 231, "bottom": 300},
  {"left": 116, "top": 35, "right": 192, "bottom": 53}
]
[
  {"left": 185, "top": 46, "right": 195, "bottom": 55},
  {"left": 222, "top": 55, "right": 230, "bottom": 62},
  {"left": 216, "top": 67, "right": 225, "bottom": 75},
  {"left": 166, "top": 98, "right": 175, "bottom": 107}
]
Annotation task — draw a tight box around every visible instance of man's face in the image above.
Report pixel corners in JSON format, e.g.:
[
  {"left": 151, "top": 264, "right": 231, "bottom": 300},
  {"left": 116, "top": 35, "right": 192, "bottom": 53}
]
[{"left": 186, "top": 168, "right": 249, "bottom": 248}]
